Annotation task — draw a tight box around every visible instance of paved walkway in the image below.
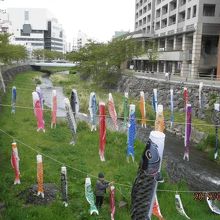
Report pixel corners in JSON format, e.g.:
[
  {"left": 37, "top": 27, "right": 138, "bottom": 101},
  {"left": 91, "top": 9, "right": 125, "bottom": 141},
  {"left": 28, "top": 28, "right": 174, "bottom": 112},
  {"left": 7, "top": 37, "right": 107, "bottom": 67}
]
[{"left": 134, "top": 71, "right": 220, "bottom": 88}]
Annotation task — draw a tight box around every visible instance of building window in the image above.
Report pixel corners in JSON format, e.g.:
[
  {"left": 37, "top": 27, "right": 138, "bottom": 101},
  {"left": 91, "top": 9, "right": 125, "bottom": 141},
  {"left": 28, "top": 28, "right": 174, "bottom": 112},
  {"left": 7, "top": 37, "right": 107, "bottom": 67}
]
[
  {"left": 187, "top": 8, "right": 191, "bottom": 19},
  {"left": 156, "top": 9, "right": 160, "bottom": 18},
  {"left": 193, "top": 5, "right": 197, "bottom": 17},
  {"left": 24, "top": 11, "right": 29, "bottom": 21},
  {"left": 169, "top": 15, "right": 176, "bottom": 25},
  {"left": 147, "top": 14, "right": 151, "bottom": 22},
  {"left": 180, "top": 0, "right": 186, "bottom": 6},
  {"left": 143, "top": 17, "right": 146, "bottom": 24},
  {"left": 135, "top": 22, "right": 138, "bottom": 28},
  {"left": 140, "top": 0, "right": 143, "bottom": 6},
  {"left": 143, "top": 27, "right": 146, "bottom": 32},
  {"left": 143, "top": 6, "right": 147, "bottom": 13},
  {"left": 170, "top": 0, "right": 177, "bottom": 11},
  {"left": 203, "top": 4, "right": 216, "bottom": 17},
  {"left": 156, "top": 21, "right": 160, "bottom": 30},
  {"left": 179, "top": 11, "right": 185, "bottom": 22},
  {"left": 136, "top": 3, "right": 139, "bottom": 9},
  {"left": 148, "top": 3, "right": 151, "bottom": 11},
  {"left": 147, "top": 26, "right": 150, "bottom": 33},
  {"left": 161, "top": 18, "right": 167, "bottom": 28},
  {"left": 139, "top": 9, "right": 143, "bottom": 16},
  {"left": 162, "top": 4, "right": 168, "bottom": 15},
  {"left": 157, "top": 0, "right": 161, "bottom": 4},
  {"left": 136, "top": 13, "right": 138, "bottom": 19},
  {"left": 139, "top": 20, "right": 143, "bottom": 26}
]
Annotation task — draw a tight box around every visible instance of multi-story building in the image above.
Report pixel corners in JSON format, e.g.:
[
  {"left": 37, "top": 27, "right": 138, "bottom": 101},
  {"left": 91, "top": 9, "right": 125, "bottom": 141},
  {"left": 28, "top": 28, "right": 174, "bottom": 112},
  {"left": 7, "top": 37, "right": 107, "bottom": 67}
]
[
  {"left": 133, "top": 0, "right": 220, "bottom": 78},
  {"left": 76, "top": 30, "right": 89, "bottom": 50},
  {"left": 7, "top": 8, "right": 65, "bottom": 54},
  {"left": 0, "top": 9, "right": 12, "bottom": 34}
]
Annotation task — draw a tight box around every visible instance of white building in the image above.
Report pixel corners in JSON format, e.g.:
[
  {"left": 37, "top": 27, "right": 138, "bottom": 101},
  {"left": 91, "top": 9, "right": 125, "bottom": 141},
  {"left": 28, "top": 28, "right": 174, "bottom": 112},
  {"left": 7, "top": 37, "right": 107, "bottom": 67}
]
[
  {"left": 133, "top": 0, "right": 220, "bottom": 78},
  {"left": 76, "top": 30, "right": 89, "bottom": 50},
  {"left": 7, "top": 8, "right": 65, "bottom": 53},
  {"left": 0, "top": 9, "right": 12, "bottom": 34}
]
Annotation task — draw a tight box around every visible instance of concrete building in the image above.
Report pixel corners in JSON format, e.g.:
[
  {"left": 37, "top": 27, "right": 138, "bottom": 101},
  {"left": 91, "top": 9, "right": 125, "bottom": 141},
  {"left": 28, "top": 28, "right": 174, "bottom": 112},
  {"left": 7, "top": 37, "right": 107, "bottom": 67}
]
[
  {"left": 133, "top": 0, "right": 220, "bottom": 78},
  {"left": 7, "top": 8, "right": 65, "bottom": 53},
  {"left": 76, "top": 30, "right": 89, "bottom": 50},
  {"left": 0, "top": 9, "right": 12, "bottom": 34}
]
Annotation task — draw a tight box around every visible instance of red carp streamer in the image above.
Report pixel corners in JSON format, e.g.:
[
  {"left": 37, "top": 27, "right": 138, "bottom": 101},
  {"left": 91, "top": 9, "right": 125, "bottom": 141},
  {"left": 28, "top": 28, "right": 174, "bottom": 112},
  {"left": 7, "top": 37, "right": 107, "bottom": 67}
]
[
  {"left": 99, "top": 102, "right": 106, "bottom": 161},
  {"left": 110, "top": 186, "right": 115, "bottom": 220},
  {"left": 11, "top": 142, "right": 20, "bottom": 184},
  {"left": 153, "top": 194, "right": 165, "bottom": 220}
]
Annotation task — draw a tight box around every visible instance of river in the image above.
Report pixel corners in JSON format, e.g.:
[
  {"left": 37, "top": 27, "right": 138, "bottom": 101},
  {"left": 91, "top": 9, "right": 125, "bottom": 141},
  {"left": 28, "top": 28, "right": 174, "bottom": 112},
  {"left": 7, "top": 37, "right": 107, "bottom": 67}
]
[{"left": 39, "top": 71, "right": 220, "bottom": 191}]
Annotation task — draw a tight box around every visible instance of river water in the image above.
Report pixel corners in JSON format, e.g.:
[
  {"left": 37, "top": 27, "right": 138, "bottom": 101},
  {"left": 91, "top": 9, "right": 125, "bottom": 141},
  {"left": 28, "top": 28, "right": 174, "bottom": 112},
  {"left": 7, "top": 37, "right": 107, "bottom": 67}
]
[{"left": 39, "top": 71, "right": 220, "bottom": 191}]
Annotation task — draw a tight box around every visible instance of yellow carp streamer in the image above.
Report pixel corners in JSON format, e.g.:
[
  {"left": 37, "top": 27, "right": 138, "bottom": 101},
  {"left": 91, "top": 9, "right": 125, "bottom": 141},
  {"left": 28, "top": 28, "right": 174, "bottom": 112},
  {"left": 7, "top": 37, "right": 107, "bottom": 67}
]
[{"left": 140, "top": 91, "right": 147, "bottom": 128}]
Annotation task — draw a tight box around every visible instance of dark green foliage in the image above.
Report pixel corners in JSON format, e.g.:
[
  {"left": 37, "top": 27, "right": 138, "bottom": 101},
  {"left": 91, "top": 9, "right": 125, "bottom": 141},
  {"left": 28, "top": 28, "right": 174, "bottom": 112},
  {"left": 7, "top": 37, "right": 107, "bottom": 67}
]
[
  {"left": 66, "top": 38, "right": 143, "bottom": 88},
  {"left": 0, "top": 33, "right": 27, "bottom": 63}
]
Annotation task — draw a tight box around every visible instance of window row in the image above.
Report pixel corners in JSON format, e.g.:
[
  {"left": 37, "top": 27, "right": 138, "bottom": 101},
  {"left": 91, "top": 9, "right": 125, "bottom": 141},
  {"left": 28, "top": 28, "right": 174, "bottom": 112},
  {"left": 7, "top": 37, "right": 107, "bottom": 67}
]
[{"left": 136, "top": 0, "right": 150, "bottom": 9}]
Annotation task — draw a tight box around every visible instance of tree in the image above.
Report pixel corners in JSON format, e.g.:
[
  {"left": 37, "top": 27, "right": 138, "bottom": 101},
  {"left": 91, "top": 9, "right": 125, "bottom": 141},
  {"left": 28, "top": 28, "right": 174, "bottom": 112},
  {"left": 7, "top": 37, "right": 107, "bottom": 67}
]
[
  {"left": 67, "top": 37, "right": 143, "bottom": 88},
  {"left": 0, "top": 33, "right": 27, "bottom": 63}
]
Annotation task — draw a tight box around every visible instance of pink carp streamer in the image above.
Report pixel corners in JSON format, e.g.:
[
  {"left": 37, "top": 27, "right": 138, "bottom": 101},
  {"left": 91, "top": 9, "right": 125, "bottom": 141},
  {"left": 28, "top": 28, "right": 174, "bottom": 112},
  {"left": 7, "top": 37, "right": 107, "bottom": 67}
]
[
  {"left": 140, "top": 91, "right": 147, "bottom": 128},
  {"left": 32, "top": 92, "right": 45, "bottom": 132},
  {"left": 99, "top": 102, "right": 106, "bottom": 162},
  {"left": 51, "top": 90, "right": 57, "bottom": 128},
  {"left": 11, "top": 142, "right": 20, "bottom": 184},
  {"left": 37, "top": 154, "right": 44, "bottom": 198},
  {"left": 153, "top": 194, "right": 165, "bottom": 220},
  {"left": 110, "top": 186, "right": 115, "bottom": 220},
  {"left": 183, "top": 104, "right": 192, "bottom": 161},
  {"left": 108, "top": 93, "right": 118, "bottom": 130},
  {"left": 183, "top": 87, "right": 188, "bottom": 111}
]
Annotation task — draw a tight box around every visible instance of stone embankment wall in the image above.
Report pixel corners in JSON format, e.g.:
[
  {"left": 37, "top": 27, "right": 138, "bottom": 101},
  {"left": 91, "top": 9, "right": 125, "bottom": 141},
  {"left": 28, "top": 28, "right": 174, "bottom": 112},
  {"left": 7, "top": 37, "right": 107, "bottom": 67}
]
[
  {"left": 117, "top": 75, "right": 219, "bottom": 143},
  {"left": 0, "top": 65, "right": 32, "bottom": 111}
]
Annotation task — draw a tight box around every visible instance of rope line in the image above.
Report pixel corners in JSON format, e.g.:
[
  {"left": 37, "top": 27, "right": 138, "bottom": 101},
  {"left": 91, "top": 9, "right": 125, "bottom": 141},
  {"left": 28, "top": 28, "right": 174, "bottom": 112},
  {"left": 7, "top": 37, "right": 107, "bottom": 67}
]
[{"left": 0, "top": 103, "right": 218, "bottom": 128}]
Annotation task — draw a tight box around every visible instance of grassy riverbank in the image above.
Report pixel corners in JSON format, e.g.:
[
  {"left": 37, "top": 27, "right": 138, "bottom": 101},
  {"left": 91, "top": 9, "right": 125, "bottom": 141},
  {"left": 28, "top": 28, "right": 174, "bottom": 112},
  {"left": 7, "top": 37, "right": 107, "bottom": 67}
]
[
  {"left": 51, "top": 72, "right": 220, "bottom": 162},
  {"left": 0, "top": 71, "right": 219, "bottom": 219}
]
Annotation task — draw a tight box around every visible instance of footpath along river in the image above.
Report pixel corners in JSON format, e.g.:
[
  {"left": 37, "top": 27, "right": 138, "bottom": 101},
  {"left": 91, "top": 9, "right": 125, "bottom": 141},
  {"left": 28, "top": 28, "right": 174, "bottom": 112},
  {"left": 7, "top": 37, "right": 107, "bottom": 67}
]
[{"left": 40, "top": 72, "right": 220, "bottom": 192}]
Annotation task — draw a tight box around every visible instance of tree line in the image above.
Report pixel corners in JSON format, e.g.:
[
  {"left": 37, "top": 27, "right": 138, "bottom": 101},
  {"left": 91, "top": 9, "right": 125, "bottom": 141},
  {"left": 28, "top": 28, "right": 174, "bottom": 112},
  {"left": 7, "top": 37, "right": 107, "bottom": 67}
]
[
  {"left": 0, "top": 33, "right": 27, "bottom": 64},
  {"left": 66, "top": 37, "right": 145, "bottom": 88}
]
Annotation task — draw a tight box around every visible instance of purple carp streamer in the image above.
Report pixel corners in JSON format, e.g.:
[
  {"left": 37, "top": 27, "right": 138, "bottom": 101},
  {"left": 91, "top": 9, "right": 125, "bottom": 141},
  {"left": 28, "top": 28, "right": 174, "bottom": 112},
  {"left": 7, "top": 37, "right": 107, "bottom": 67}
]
[
  {"left": 183, "top": 104, "right": 192, "bottom": 161},
  {"left": 89, "top": 92, "right": 97, "bottom": 131},
  {"left": 170, "top": 89, "right": 174, "bottom": 128}
]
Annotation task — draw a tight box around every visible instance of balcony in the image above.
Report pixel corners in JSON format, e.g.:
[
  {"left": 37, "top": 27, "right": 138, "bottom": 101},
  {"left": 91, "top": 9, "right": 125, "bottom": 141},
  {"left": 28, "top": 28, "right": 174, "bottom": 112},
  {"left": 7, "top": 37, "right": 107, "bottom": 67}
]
[{"left": 158, "top": 50, "right": 183, "bottom": 61}]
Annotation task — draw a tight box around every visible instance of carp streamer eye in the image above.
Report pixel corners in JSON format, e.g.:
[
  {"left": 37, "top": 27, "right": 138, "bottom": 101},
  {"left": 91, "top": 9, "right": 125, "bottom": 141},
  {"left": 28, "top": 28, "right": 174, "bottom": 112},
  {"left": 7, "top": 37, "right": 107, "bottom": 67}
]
[{"left": 145, "top": 150, "right": 152, "bottom": 160}]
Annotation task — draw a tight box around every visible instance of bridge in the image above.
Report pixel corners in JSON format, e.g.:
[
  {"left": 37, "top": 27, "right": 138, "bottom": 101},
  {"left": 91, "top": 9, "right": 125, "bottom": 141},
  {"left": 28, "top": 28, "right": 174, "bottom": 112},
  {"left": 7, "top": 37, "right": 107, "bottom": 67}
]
[{"left": 29, "top": 61, "right": 77, "bottom": 68}]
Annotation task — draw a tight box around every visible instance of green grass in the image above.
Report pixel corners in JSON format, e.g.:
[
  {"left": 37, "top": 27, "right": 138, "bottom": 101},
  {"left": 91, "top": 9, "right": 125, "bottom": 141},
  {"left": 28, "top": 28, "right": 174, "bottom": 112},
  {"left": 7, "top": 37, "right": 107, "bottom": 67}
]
[{"left": 0, "top": 71, "right": 219, "bottom": 219}]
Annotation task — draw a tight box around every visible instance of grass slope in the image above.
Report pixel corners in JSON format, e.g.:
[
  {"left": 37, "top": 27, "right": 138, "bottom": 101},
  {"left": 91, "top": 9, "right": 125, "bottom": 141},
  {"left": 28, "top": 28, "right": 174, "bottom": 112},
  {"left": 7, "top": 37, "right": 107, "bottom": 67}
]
[{"left": 0, "top": 71, "right": 219, "bottom": 219}]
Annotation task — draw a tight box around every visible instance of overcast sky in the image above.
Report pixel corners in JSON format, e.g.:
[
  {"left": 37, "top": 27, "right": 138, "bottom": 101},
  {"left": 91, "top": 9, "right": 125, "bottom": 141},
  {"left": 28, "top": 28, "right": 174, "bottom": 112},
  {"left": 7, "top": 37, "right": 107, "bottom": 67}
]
[{"left": 2, "top": 0, "right": 135, "bottom": 43}]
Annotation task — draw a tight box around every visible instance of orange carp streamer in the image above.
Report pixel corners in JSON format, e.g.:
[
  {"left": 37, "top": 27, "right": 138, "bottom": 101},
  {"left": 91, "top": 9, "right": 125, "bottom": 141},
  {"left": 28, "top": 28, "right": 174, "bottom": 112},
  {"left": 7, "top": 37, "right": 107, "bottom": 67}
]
[
  {"left": 37, "top": 155, "right": 44, "bottom": 198},
  {"left": 140, "top": 91, "right": 147, "bottom": 128},
  {"left": 155, "top": 104, "right": 165, "bottom": 133}
]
